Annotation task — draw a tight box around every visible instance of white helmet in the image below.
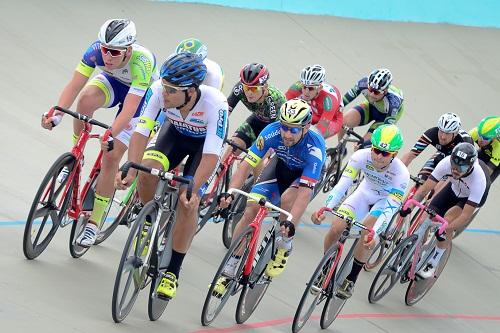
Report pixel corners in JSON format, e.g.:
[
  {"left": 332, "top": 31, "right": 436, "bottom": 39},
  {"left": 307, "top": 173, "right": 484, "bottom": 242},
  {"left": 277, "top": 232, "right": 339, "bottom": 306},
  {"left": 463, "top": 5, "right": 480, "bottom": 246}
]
[
  {"left": 300, "top": 64, "right": 326, "bottom": 86},
  {"left": 437, "top": 112, "right": 461, "bottom": 134},
  {"left": 368, "top": 68, "right": 393, "bottom": 91},
  {"left": 98, "top": 19, "right": 136, "bottom": 47}
]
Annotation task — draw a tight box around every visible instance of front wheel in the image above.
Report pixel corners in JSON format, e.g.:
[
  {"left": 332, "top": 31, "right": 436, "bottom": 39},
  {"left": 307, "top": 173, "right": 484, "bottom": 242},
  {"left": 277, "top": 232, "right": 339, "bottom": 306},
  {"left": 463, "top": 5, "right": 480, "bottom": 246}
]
[
  {"left": 222, "top": 178, "right": 252, "bottom": 249},
  {"left": 23, "top": 152, "right": 76, "bottom": 260}
]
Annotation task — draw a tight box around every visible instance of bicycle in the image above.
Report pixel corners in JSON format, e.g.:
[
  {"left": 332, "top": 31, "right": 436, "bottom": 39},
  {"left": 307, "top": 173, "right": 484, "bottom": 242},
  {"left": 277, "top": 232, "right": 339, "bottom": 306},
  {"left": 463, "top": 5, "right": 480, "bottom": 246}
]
[
  {"left": 196, "top": 139, "right": 249, "bottom": 237},
  {"left": 368, "top": 198, "right": 451, "bottom": 305},
  {"left": 201, "top": 188, "right": 292, "bottom": 326},
  {"left": 364, "top": 175, "right": 425, "bottom": 271},
  {"left": 321, "top": 125, "right": 365, "bottom": 193},
  {"left": 23, "top": 106, "right": 127, "bottom": 259},
  {"left": 111, "top": 161, "right": 192, "bottom": 323},
  {"left": 292, "top": 207, "right": 374, "bottom": 332}
]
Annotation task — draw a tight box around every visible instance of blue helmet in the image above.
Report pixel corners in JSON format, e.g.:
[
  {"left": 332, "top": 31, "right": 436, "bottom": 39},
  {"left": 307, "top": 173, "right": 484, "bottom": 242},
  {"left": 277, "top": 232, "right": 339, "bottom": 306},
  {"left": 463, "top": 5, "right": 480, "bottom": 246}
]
[{"left": 160, "top": 52, "right": 207, "bottom": 87}]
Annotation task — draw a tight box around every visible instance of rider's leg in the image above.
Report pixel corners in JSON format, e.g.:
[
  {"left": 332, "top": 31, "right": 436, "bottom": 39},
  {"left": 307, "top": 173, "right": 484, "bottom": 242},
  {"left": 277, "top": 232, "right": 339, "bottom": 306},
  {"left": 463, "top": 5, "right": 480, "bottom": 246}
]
[
  {"left": 337, "top": 106, "right": 363, "bottom": 140},
  {"left": 73, "top": 84, "right": 106, "bottom": 141}
]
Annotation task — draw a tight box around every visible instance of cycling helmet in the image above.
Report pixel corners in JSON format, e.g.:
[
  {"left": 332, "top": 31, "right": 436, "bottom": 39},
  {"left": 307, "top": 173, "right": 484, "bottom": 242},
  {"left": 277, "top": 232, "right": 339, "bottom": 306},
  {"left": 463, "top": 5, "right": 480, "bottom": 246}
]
[
  {"left": 279, "top": 98, "right": 312, "bottom": 126},
  {"left": 240, "top": 63, "right": 269, "bottom": 86},
  {"left": 437, "top": 112, "right": 461, "bottom": 134},
  {"left": 300, "top": 64, "right": 326, "bottom": 86},
  {"left": 450, "top": 142, "right": 477, "bottom": 174},
  {"left": 175, "top": 38, "right": 208, "bottom": 60},
  {"left": 98, "top": 19, "right": 136, "bottom": 47},
  {"left": 477, "top": 116, "right": 500, "bottom": 140},
  {"left": 368, "top": 68, "right": 393, "bottom": 91},
  {"left": 160, "top": 52, "right": 207, "bottom": 88},
  {"left": 371, "top": 124, "right": 404, "bottom": 152}
]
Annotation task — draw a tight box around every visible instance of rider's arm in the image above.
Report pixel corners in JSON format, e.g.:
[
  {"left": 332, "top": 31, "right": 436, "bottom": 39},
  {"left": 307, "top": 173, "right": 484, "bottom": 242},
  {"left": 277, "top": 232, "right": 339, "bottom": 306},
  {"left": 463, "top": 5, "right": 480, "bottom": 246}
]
[
  {"left": 285, "top": 81, "right": 302, "bottom": 100},
  {"left": 325, "top": 150, "right": 363, "bottom": 209},
  {"left": 342, "top": 78, "right": 363, "bottom": 106},
  {"left": 226, "top": 82, "right": 243, "bottom": 114},
  {"left": 401, "top": 129, "right": 435, "bottom": 166},
  {"left": 315, "top": 93, "right": 343, "bottom": 139},
  {"left": 110, "top": 52, "right": 155, "bottom": 136}
]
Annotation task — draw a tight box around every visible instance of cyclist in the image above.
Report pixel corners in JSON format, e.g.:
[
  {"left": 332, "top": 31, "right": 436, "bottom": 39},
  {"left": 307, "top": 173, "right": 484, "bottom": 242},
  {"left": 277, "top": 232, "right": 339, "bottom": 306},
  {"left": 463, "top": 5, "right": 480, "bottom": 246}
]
[
  {"left": 115, "top": 52, "right": 229, "bottom": 299},
  {"left": 468, "top": 116, "right": 499, "bottom": 182},
  {"left": 41, "top": 19, "right": 158, "bottom": 246},
  {"left": 216, "top": 99, "right": 326, "bottom": 290},
  {"left": 400, "top": 112, "right": 473, "bottom": 181},
  {"left": 341, "top": 68, "right": 404, "bottom": 146},
  {"left": 311, "top": 124, "right": 410, "bottom": 299},
  {"left": 175, "top": 37, "right": 224, "bottom": 90},
  {"left": 222, "top": 63, "right": 286, "bottom": 160},
  {"left": 285, "top": 64, "right": 343, "bottom": 140},
  {"left": 400, "top": 142, "right": 491, "bottom": 278}
]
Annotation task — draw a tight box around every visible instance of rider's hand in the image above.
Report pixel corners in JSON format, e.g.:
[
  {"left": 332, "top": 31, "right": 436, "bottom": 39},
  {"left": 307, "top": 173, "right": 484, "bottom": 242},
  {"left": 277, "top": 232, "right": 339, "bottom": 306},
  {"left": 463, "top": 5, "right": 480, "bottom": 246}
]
[
  {"left": 115, "top": 170, "right": 136, "bottom": 190},
  {"left": 218, "top": 193, "right": 234, "bottom": 209},
  {"left": 363, "top": 233, "right": 377, "bottom": 250},
  {"left": 41, "top": 110, "right": 62, "bottom": 130},
  {"left": 399, "top": 207, "right": 412, "bottom": 217},
  {"left": 180, "top": 189, "right": 200, "bottom": 209},
  {"left": 311, "top": 210, "right": 325, "bottom": 225},
  {"left": 100, "top": 130, "right": 114, "bottom": 152}
]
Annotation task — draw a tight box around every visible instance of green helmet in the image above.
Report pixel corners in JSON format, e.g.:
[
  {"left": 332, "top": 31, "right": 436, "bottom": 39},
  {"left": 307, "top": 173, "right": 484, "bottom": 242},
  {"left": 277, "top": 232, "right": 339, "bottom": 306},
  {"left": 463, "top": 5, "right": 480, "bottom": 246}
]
[
  {"left": 477, "top": 116, "right": 500, "bottom": 140},
  {"left": 371, "top": 124, "right": 404, "bottom": 152},
  {"left": 279, "top": 99, "right": 312, "bottom": 126},
  {"left": 175, "top": 38, "right": 208, "bottom": 60}
]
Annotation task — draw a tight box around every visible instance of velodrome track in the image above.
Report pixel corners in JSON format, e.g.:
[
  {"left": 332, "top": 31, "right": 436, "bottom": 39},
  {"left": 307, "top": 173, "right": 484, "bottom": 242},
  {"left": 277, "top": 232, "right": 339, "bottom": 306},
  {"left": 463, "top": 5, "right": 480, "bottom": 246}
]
[{"left": 1, "top": 1, "right": 499, "bottom": 332}]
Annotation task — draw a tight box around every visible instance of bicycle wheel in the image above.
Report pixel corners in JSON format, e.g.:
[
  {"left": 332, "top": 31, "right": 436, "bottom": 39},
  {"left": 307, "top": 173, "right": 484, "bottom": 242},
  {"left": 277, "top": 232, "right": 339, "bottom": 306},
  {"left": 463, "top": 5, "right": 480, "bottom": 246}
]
[
  {"left": 148, "top": 211, "right": 175, "bottom": 321},
  {"left": 368, "top": 234, "right": 419, "bottom": 304},
  {"left": 321, "top": 148, "right": 338, "bottom": 193},
  {"left": 201, "top": 226, "right": 254, "bottom": 326},
  {"left": 197, "top": 171, "right": 226, "bottom": 234},
  {"left": 405, "top": 242, "right": 452, "bottom": 306},
  {"left": 23, "top": 152, "right": 76, "bottom": 260},
  {"left": 222, "top": 178, "right": 252, "bottom": 249},
  {"left": 234, "top": 226, "right": 276, "bottom": 324},
  {"left": 292, "top": 245, "right": 339, "bottom": 333},
  {"left": 111, "top": 201, "right": 158, "bottom": 323}
]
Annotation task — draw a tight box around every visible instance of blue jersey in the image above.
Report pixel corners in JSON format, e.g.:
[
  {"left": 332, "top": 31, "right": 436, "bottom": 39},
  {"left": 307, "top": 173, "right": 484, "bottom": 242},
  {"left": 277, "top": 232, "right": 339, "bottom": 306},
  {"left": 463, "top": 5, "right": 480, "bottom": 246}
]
[{"left": 245, "top": 122, "right": 326, "bottom": 186}]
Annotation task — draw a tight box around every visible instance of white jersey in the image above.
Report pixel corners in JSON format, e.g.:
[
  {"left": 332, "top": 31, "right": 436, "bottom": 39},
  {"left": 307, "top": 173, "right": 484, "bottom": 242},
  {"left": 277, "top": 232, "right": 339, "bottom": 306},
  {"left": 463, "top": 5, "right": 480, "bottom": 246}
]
[
  {"left": 136, "top": 80, "right": 229, "bottom": 155},
  {"left": 431, "top": 156, "right": 487, "bottom": 205},
  {"left": 203, "top": 58, "right": 224, "bottom": 91},
  {"left": 325, "top": 148, "right": 410, "bottom": 235}
]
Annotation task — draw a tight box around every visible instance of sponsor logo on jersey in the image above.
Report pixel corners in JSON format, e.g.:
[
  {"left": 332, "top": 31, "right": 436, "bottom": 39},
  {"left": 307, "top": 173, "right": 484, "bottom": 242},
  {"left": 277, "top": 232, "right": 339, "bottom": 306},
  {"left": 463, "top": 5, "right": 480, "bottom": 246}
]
[
  {"left": 307, "top": 145, "right": 324, "bottom": 161},
  {"left": 256, "top": 136, "right": 265, "bottom": 150},
  {"left": 216, "top": 108, "right": 227, "bottom": 139},
  {"left": 233, "top": 84, "right": 243, "bottom": 96},
  {"left": 192, "top": 111, "right": 204, "bottom": 117},
  {"left": 170, "top": 119, "right": 206, "bottom": 135},
  {"left": 264, "top": 128, "right": 280, "bottom": 140},
  {"left": 189, "top": 118, "right": 205, "bottom": 125}
]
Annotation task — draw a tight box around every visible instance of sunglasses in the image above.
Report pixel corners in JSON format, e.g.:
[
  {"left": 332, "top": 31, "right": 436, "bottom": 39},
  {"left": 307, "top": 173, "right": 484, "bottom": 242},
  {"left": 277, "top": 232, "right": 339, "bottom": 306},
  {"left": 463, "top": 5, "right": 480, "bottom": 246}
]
[
  {"left": 451, "top": 163, "right": 469, "bottom": 174},
  {"left": 280, "top": 123, "right": 302, "bottom": 134},
  {"left": 371, "top": 146, "right": 395, "bottom": 157},
  {"left": 100, "top": 45, "right": 126, "bottom": 57},
  {"left": 302, "top": 85, "right": 319, "bottom": 91},
  {"left": 478, "top": 134, "right": 492, "bottom": 142},
  {"left": 161, "top": 81, "right": 188, "bottom": 94},
  {"left": 242, "top": 84, "right": 263, "bottom": 93},
  {"left": 368, "top": 87, "right": 384, "bottom": 95}
]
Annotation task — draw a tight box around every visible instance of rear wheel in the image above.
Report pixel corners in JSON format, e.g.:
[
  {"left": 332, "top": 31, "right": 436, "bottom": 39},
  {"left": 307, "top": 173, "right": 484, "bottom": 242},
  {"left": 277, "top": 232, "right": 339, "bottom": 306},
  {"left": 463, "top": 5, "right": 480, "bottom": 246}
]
[{"left": 23, "top": 153, "right": 76, "bottom": 260}]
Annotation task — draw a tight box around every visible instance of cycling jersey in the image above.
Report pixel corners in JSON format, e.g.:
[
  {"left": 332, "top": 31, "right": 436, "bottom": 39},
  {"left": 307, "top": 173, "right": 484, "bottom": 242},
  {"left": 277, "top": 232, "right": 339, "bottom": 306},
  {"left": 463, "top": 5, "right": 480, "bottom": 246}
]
[
  {"left": 245, "top": 122, "right": 326, "bottom": 187},
  {"left": 411, "top": 127, "right": 473, "bottom": 157},
  {"left": 325, "top": 149, "right": 410, "bottom": 236},
  {"left": 430, "top": 156, "right": 489, "bottom": 207},
  {"left": 469, "top": 127, "right": 500, "bottom": 168},
  {"left": 136, "top": 81, "right": 229, "bottom": 155},
  {"left": 285, "top": 81, "right": 343, "bottom": 137},
  {"left": 203, "top": 58, "right": 224, "bottom": 91},
  {"left": 227, "top": 83, "right": 285, "bottom": 122},
  {"left": 76, "top": 41, "right": 158, "bottom": 97}
]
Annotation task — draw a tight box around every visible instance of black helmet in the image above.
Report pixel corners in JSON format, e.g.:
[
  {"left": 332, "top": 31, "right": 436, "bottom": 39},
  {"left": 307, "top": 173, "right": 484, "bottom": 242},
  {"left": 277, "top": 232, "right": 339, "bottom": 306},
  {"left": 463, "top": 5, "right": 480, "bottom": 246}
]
[
  {"left": 239, "top": 63, "right": 269, "bottom": 86},
  {"left": 450, "top": 142, "right": 477, "bottom": 174}
]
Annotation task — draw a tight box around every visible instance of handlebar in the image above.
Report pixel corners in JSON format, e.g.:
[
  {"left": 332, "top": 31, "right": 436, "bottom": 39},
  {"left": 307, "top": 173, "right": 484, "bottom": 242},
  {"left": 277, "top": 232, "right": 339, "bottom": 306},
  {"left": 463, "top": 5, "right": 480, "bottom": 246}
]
[
  {"left": 410, "top": 175, "right": 425, "bottom": 186},
  {"left": 342, "top": 125, "right": 365, "bottom": 144},
  {"left": 50, "top": 106, "right": 111, "bottom": 130},
  {"left": 120, "top": 161, "right": 193, "bottom": 200},
  {"left": 228, "top": 188, "right": 293, "bottom": 222},
  {"left": 318, "top": 207, "right": 375, "bottom": 242},
  {"left": 403, "top": 198, "right": 448, "bottom": 236},
  {"left": 224, "top": 139, "right": 248, "bottom": 153}
]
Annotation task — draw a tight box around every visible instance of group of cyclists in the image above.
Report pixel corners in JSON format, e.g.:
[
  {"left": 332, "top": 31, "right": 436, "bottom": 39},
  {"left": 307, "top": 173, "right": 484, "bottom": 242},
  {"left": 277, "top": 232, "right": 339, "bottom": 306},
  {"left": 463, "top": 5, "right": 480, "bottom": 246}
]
[{"left": 40, "top": 18, "right": 499, "bottom": 317}]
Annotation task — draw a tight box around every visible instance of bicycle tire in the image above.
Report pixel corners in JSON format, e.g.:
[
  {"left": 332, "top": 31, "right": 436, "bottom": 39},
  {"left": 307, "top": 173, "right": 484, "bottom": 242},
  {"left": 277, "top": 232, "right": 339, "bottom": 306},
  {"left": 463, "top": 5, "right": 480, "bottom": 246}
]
[
  {"left": 292, "top": 244, "right": 339, "bottom": 333},
  {"left": 321, "top": 148, "right": 338, "bottom": 193},
  {"left": 111, "top": 201, "right": 158, "bottom": 323},
  {"left": 148, "top": 211, "right": 175, "bottom": 321},
  {"left": 368, "top": 234, "right": 419, "bottom": 304},
  {"left": 201, "top": 226, "right": 254, "bottom": 326},
  {"left": 405, "top": 242, "right": 452, "bottom": 306},
  {"left": 69, "top": 214, "right": 91, "bottom": 258},
  {"left": 221, "top": 178, "right": 253, "bottom": 249},
  {"left": 23, "top": 152, "right": 76, "bottom": 260}
]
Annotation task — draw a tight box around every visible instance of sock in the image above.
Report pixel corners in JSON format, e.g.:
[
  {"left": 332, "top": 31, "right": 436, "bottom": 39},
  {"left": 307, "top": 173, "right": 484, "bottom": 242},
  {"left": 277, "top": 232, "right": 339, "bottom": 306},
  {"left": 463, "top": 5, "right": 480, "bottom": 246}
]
[
  {"left": 72, "top": 133, "right": 79, "bottom": 145},
  {"left": 346, "top": 258, "right": 365, "bottom": 283},
  {"left": 89, "top": 193, "right": 110, "bottom": 227},
  {"left": 429, "top": 247, "right": 446, "bottom": 267},
  {"left": 167, "top": 250, "right": 186, "bottom": 278}
]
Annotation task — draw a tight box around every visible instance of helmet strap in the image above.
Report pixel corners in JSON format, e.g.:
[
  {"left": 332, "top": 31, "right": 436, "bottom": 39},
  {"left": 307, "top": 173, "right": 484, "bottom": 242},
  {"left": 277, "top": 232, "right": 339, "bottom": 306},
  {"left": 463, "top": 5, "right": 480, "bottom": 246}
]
[{"left": 177, "top": 87, "right": 201, "bottom": 110}]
